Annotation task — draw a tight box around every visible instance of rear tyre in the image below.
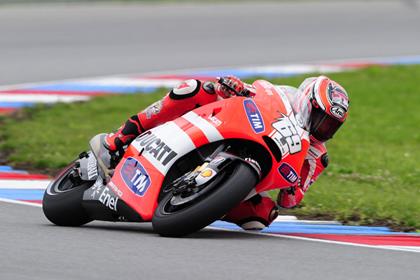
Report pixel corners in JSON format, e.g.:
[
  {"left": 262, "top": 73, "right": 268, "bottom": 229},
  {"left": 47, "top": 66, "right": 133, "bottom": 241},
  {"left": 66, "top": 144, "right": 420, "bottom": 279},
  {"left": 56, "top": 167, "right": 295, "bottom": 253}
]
[
  {"left": 152, "top": 162, "right": 258, "bottom": 237},
  {"left": 42, "top": 163, "right": 93, "bottom": 226}
]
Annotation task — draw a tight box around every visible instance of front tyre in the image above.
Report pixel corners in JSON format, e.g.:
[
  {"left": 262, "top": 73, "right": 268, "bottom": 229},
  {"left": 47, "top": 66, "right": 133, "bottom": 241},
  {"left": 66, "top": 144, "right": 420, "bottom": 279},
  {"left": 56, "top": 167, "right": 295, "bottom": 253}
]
[
  {"left": 152, "top": 162, "right": 258, "bottom": 237},
  {"left": 42, "top": 163, "right": 93, "bottom": 226}
]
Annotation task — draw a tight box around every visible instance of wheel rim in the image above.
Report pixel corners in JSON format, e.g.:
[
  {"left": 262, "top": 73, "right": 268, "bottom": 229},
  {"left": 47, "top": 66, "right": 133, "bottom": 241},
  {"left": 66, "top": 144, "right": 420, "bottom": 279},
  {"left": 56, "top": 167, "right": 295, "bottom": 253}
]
[
  {"left": 161, "top": 166, "right": 234, "bottom": 215},
  {"left": 48, "top": 164, "right": 82, "bottom": 194}
]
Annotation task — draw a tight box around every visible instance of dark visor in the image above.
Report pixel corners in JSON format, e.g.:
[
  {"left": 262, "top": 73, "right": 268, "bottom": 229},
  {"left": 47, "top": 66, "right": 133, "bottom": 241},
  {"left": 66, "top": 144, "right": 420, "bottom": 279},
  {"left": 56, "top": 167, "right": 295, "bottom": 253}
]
[{"left": 310, "top": 107, "right": 343, "bottom": 142}]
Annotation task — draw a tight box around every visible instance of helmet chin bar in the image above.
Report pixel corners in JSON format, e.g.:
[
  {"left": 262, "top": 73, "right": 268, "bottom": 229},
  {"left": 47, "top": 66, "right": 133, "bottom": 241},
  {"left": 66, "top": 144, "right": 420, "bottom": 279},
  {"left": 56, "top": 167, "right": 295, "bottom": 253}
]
[{"left": 310, "top": 106, "right": 343, "bottom": 142}]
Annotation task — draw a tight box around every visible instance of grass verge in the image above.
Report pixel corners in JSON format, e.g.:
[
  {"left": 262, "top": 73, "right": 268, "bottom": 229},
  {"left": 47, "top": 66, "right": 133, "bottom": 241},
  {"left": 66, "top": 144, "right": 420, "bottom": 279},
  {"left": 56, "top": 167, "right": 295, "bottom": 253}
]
[{"left": 1, "top": 65, "right": 419, "bottom": 230}]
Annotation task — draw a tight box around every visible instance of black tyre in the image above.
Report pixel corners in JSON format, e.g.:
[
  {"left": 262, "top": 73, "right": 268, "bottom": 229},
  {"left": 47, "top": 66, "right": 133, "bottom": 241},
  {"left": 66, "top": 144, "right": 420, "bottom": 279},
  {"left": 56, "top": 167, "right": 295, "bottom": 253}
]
[
  {"left": 152, "top": 162, "right": 258, "bottom": 237},
  {"left": 42, "top": 163, "right": 93, "bottom": 226}
]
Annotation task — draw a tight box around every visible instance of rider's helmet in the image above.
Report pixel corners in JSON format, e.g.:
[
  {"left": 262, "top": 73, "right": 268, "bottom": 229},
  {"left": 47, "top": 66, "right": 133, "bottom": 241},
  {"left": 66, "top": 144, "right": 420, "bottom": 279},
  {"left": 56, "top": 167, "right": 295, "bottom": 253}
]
[{"left": 293, "top": 76, "right": 349, "bottom": 142}]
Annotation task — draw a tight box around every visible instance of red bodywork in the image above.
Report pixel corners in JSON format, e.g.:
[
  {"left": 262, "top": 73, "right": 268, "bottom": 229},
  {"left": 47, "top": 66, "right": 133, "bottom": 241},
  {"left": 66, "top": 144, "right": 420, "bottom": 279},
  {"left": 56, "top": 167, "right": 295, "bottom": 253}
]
[{"left": 108, "top": 80, "right": 310, "bottom": 221}]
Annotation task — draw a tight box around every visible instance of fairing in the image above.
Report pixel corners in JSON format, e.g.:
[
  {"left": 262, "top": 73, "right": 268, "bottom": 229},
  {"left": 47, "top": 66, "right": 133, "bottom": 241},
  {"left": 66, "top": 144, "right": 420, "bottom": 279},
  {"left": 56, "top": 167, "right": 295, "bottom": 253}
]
[{"left": 109, "top": 80, "right": 310, "bottom": 221}]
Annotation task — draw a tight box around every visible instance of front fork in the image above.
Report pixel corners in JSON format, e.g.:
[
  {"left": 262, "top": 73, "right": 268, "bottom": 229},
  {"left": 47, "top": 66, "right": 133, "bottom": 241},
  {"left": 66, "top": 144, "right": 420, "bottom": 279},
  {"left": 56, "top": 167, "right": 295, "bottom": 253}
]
[{"left": 169, "top": 145, "right": 262, "bottom": 201}]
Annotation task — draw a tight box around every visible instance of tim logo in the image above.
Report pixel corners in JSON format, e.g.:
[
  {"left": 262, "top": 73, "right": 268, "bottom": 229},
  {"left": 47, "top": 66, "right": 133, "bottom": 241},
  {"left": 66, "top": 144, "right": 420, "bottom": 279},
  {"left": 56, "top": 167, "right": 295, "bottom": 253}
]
[
  {"left": 243, "top": 99, "right": 265, "bottom": 134},
  {"left": 120, "top": 157, "right": 151, "bottom": 197},
  {"left": 278, "top": 163, "right": 298, "bottom": 184}
]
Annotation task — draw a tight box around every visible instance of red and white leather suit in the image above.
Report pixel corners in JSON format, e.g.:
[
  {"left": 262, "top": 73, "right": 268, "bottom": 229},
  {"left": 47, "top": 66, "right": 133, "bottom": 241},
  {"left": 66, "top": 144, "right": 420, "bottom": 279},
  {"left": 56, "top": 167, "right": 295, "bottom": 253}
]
[{"left": 105, "top": 78, "right": 329, "bottom": 230}]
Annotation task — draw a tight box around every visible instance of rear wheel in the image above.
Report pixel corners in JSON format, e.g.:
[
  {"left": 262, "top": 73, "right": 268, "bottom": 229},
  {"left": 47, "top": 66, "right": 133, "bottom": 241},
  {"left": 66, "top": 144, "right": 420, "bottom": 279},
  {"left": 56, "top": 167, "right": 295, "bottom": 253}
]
[
  {"left": 42, "top": 163, "right": 93, "bottom": 226},
  {"left": 152, "top": 161, "right": 258, "bottom": 237}
]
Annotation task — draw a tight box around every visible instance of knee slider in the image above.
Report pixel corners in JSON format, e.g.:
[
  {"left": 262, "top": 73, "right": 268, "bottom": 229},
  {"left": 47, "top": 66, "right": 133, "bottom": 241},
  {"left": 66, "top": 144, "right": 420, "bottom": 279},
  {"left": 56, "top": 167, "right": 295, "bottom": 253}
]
[{"left": 169, "top": 79, "right": 201, "bottom": 100}]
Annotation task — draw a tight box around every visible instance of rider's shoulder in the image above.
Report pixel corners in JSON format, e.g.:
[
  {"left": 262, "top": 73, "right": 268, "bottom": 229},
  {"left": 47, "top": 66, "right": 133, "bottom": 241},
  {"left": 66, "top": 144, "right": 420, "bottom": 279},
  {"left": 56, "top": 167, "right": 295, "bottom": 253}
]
[{"left": 274, "top": 85, "right": 298, "bottom": 96}]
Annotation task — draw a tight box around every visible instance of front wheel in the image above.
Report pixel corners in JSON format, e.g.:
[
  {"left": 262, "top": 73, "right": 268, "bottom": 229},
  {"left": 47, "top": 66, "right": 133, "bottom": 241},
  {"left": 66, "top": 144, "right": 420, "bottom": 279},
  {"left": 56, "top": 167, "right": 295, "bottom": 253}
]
[
  {"left": 152, "top": 161, "right": 258, "bottom": 237},
  {"left": 42, "top": 162, "right": 93, "bottom": 226}
]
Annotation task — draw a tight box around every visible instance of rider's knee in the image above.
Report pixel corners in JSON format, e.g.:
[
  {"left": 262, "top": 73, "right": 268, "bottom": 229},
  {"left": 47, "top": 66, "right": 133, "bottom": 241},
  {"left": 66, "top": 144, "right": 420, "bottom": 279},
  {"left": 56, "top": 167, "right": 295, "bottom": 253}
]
[{"left": 169, "top": 79, "right": 217, "bottom": 105}]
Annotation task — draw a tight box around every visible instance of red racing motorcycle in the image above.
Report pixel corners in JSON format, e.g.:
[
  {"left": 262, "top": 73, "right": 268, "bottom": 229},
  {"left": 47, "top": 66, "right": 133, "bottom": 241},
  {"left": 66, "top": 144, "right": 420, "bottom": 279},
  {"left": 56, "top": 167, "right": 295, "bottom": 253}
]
[{"left": 42, "top": 80, "right": 310, "bottom": 236}]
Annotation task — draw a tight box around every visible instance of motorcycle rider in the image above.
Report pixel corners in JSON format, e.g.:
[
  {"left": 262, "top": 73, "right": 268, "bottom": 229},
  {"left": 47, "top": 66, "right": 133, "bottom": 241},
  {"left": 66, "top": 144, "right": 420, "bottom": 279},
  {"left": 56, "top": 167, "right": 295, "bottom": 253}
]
[{"left": 104, "top": 75, "right": 350, "bottom": 230}]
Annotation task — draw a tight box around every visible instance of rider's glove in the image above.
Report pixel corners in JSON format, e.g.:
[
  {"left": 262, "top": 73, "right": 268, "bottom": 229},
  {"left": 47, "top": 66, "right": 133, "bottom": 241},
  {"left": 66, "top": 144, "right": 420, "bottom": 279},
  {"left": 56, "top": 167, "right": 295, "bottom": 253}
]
[
  {"left": 215, "top": 76, "right": 255, "bottom": 98},
  {"left": 277, "top": 186, "right": 304, "bottom": 209}
]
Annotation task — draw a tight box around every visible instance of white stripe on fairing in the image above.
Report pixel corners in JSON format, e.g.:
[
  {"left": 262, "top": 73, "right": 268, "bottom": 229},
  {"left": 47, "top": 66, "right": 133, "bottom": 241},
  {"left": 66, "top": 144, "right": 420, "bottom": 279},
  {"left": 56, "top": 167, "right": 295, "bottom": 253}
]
[
  {"left": 183, "top": 111, "right": 224, "bottom": 142},
  {"left": 80, "top": 78, "right": 183, "bottom": 88},
  {"left": 0, "top": 180, "right": 50, "bottom": 189},
  {"left": 131, "top": 121, "right": 196, "bottom": 174},
  {"left": 0, "top": 94, "right": 90, "bottom": 103}
]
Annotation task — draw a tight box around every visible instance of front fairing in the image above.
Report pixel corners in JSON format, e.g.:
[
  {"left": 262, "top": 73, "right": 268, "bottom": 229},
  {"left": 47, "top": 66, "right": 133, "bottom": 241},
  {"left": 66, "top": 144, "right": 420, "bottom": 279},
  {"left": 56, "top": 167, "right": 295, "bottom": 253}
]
[
  {"left": 109, "top": 80, "right": 309, "bottom": 221},
  {"left": 250, "top": 81, "right": 310, "bottom": 192}
]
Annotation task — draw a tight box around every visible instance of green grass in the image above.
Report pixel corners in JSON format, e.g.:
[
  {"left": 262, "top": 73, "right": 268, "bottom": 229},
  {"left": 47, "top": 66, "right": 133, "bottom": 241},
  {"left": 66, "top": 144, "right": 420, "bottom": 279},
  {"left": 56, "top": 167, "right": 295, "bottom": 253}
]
[
  {"left": 1, "top": 65, "right": 419, "bottom": 230},
  {"left": 0, "top": 91, "right": 166, "bottom": 168}
]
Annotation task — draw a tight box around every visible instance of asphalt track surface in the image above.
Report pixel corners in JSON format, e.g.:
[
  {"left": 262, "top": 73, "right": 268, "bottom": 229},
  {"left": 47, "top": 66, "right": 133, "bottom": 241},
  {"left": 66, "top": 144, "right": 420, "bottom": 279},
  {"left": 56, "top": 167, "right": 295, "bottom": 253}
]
[
  {"left": 1, "top": 1, "right": 420, "bottom": 279},
  {"left": 1, "top": 203, "right": 419, "bottom": 280},
  {"left": 1, "top": 1, "right": 420, "bottom": 84}
]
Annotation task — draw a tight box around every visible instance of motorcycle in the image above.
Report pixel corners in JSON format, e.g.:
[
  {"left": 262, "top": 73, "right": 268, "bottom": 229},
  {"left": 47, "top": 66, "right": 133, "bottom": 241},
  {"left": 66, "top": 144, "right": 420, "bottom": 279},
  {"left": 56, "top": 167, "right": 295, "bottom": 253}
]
[{"left": 42, "top": 80, "right": 310, "bottom": 237}]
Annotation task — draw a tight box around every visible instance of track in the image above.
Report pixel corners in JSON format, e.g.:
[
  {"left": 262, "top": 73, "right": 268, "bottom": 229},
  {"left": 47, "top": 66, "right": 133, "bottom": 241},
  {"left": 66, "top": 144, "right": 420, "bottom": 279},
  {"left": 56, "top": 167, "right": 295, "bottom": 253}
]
[
  {"left": 1, "top": 203, "right": 418, "bottom": 280},
  {"left": 1, "top": 1, "right": 420, "bottom": 84},
  {"left": 0, "top": 1, "right": 420, "bottom": 279}
]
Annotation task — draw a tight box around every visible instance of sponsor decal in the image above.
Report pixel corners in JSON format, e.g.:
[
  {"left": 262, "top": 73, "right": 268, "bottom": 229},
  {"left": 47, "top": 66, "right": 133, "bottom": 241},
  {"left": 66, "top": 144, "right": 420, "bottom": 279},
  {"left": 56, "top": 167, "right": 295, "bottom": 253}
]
[
  {"left": 136, "top": 132, "right": 178, "bottom": 166},
  {"left": 269, "top": 114, "right": 302, "bottom": 156},
  {"left": 200, "top": 169, "right": 213, "bottom": 178},
  {"left": 108, "top": 181, "right": 123, "bottom": 197},
  {"left": 243, "top": 99, "right": 265, "bottom": 134},
  {"left": 278, "top": 163, "right": 298, "bottom": 184},
  {"left": 307, "top": 146, "right": 323, "bottom": 159},
  {"left": 99, "top": 187, "right": 119, "bottom": 211},
  {"left": 330, "top": 105, "right": 345, "bottom": 119},
  {"left": 145, "top": 100, "right": 163, "bottom": 119},
  {"left": 90, "top": 178, "right": 103, "bottom": 199},
  {"left": 120, "top": 157, "right": 152, "bottom": 197},
  {"left": 86, "top": 156, "right": 98, "bottom": 180},
  {"left": 327, "top": 83, "right": 349, "bottom": 113},
  {"left": 88, "top": 178, "right": 119, "bottom": 211},
  {"left": 207, "top": 115, "right": 222, "bottom": 126}
]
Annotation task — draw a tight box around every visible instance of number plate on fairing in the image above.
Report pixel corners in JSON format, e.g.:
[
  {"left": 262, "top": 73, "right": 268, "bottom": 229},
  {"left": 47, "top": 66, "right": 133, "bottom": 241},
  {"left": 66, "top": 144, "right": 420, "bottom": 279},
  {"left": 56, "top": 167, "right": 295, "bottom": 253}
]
[{"left": 269, "top": 114, "right": 303, "bottom": 157}]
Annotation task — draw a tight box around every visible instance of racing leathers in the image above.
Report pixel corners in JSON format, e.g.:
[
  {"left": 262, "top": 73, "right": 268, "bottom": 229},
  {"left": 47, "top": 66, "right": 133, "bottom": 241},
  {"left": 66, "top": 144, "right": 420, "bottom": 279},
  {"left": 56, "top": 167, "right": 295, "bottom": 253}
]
[{"left": 105, "top": 77, "right": 329, "bottom": 230}]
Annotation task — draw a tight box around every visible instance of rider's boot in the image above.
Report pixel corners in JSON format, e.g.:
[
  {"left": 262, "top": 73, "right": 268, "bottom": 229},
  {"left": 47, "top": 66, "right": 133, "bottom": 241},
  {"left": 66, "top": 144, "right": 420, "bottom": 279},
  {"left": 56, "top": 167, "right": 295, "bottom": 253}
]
[
  {"left": 104, "top": 115, "right": 143, "bottom": 154},
  {"left": 101, "top": 115, "right": 144, "bottom": 169},
  {"left": 223, "top": 192, "right": 279, "bottom": 230}
]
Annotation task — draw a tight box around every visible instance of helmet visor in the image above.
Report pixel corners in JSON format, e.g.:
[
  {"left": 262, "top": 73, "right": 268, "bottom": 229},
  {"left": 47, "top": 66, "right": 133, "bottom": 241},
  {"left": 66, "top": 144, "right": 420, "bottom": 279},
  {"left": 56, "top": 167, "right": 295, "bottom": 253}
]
[{"left": 310, "top": 106, "right": 343, "bottom": 142}]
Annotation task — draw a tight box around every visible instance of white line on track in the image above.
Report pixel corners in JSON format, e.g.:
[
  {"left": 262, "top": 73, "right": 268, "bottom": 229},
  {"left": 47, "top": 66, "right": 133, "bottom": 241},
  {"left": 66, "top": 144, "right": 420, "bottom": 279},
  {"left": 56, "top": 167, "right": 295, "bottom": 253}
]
[
  {"left": 0, "top": 198, "right": 42, "bottom": 208},
  {"left": 207, "top": 227, "right": 420, "bottom": 254},
  {"left": 1, "top": 55, "right": 419, "bottom": 254},
  {"left": 0, "top": 179, "right": 51, "bottom": 189},
  {"left": 1, "top": 197, "right": 417, "bottom": 254},
  {"left": 0, "top": 94, "right": 90, "bottom": 103}
]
